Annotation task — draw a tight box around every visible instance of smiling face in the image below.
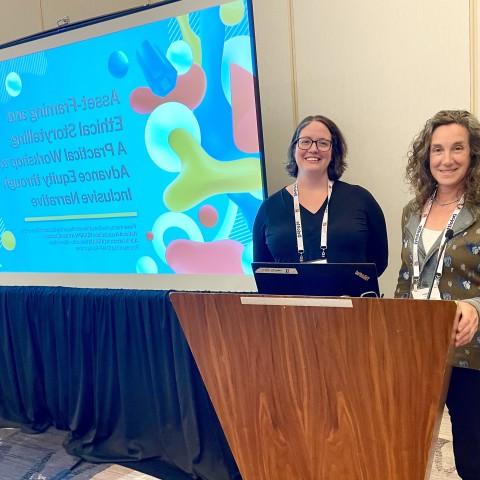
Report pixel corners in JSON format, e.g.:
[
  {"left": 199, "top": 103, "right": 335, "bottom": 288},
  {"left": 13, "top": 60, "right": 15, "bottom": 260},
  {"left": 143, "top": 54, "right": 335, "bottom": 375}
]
[
  {"left": 295, "top": 121, "right": 332, "bottom": 180},
  {"left": 429, "top": 123, "right": 471, "bottom": 192}
]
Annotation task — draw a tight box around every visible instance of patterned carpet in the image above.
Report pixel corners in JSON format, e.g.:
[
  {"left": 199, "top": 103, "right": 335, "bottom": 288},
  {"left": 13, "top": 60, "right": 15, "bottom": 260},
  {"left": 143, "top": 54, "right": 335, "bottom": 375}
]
[
  {"left": 0, "top": 428, "right": 159, "bottom": 480},
  {"left": 0, "top": 427, "right": 110, "bottom": 479},
  {"left": 429, "top": 410, "right": 460, "bottom": 480},
  {"left": 0, "top": 413, "right": 460, "bottom": 480}
]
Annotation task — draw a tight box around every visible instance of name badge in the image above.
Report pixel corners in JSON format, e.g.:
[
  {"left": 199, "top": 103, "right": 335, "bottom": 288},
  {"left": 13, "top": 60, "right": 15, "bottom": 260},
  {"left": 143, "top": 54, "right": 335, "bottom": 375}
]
[{"left": 411, "top": 286, "right": 441, "bottom": 300}]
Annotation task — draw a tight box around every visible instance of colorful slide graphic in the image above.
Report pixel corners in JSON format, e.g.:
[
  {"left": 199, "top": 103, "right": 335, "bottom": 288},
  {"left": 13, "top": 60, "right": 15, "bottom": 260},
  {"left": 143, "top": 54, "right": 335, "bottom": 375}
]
[{"left": 0, "top": 0, "right": 264, "bottom": 275}]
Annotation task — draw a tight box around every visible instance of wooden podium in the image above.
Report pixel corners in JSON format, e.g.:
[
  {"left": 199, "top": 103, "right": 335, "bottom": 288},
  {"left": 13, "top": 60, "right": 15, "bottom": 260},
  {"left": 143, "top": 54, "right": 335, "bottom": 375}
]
[{"left": 169, "top": 293, "right": 456, "bottom": 480}]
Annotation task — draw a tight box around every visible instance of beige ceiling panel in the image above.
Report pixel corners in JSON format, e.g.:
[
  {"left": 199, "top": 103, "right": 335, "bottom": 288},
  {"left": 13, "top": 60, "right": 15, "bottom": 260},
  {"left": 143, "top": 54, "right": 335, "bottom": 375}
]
[
  {"left": 41, "top": 0, "right": 145, "bottom": 30},
  {"left": 0, "top": 0, "right": 42, "bottom": 45}
]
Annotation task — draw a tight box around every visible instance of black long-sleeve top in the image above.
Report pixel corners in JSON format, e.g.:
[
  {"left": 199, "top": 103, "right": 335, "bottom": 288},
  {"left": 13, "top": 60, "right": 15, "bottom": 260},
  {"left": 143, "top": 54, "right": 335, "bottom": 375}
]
[{"left": 252, "top": 181, "right": 388, "bottom": 275}]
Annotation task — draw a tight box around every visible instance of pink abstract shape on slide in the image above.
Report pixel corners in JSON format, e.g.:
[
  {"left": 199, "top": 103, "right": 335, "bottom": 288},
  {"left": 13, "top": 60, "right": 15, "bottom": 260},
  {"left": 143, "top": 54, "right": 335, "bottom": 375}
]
[
  {"left": 230, "top": 64, "right": 259, "bottom": 153},
  {"left": 130, "top": 64, "right": 206, "bottom": 114},
  {"left": 198, "top": 204, "right": 218, "bottom": 228},
  {"left": 166, "top": 239, "right": 244, "bottom": 274}
]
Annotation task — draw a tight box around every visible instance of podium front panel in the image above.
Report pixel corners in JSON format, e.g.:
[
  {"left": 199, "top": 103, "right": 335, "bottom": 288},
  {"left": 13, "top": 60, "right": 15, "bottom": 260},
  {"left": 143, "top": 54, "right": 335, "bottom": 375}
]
[{"left": 170, "top": 293, "right": 456, "bottom": 480}]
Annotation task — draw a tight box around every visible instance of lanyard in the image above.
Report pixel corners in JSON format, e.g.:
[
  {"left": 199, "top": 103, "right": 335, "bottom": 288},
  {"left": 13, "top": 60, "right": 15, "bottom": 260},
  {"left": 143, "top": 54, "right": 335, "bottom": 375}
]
[
  {"left": 293, "top": 180, "right": 334, "bottom": 262},
  {"left": 412, "top": 191, "right": 464, "bottom": 291}
]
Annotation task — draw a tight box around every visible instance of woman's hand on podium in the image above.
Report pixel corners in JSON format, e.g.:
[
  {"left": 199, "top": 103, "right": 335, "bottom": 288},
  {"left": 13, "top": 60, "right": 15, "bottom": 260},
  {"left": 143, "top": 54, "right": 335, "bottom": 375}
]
[{"left": 453, "top": 301, "right": 479, "bottom": 347}]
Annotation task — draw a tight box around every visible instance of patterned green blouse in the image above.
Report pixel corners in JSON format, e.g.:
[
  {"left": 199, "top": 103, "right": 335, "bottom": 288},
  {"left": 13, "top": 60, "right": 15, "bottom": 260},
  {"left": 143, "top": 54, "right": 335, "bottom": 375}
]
[{"left": 396, "top": 200, "right": 480, "bottom": 370}]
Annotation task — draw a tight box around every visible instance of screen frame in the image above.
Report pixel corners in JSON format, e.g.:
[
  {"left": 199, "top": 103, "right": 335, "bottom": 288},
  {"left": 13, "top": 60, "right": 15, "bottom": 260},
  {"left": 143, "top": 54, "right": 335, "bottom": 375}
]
[{"left": 0, "top": 0, "right": 266, "bottom": 291}]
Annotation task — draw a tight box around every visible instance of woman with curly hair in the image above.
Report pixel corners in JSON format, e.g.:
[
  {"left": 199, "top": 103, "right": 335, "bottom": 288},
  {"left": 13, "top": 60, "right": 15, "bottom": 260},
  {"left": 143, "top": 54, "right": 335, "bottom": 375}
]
[
  {"left": 253, "top": 114, "right": 388, "bottom": 274},
  {"left": 396, "top": 110, "right": 480, "bottom": 479}
]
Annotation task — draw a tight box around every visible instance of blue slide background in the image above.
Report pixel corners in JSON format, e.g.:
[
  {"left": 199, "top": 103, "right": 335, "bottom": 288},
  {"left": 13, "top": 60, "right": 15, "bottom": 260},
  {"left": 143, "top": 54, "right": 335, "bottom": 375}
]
[{"left": 0, "top": 0, "right": 264, "bottom": 275}]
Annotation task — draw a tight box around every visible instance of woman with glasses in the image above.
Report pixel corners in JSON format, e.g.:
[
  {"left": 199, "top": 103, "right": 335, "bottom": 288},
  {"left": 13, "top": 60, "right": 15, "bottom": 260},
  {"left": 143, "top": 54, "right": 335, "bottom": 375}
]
[
  {"left": 253, "top": 114, "right": 388, "bottom": 274},
  {"left": 395, "top": 110, "right": 480, "bottom": 480}
]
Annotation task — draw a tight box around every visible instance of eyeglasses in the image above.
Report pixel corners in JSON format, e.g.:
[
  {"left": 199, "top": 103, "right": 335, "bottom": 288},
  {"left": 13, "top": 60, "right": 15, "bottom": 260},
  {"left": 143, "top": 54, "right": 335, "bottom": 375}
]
[{"left": 296, "top": 137, "right": 332, "bottom": 152}]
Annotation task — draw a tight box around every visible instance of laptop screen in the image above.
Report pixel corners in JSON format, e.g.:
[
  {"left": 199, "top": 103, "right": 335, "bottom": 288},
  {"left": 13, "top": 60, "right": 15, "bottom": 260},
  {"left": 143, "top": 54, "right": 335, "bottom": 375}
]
[{"left": 252, "top": 262, "right": 380, "bottom": 297}]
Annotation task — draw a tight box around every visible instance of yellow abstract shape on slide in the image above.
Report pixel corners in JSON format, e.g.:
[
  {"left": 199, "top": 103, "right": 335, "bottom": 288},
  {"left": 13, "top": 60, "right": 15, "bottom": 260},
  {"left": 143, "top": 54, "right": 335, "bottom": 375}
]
[
  {"left": 1, "top": 230, "right": 16, "bottom": 251},
  {"left": 177, "top": 15, "right": 202, "bottom": 66},
  {"left": 164, "top": 128, "right": 262, "bottom": 212},
  {"left": 220, "top": 1, "right": 245, "bottom": 26}
]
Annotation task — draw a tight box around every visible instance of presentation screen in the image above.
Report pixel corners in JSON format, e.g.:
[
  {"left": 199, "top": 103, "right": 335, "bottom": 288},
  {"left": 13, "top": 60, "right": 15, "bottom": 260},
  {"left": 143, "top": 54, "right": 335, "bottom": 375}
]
[{"left": 0, "top": 0, "right": 265, "bottom": 289}]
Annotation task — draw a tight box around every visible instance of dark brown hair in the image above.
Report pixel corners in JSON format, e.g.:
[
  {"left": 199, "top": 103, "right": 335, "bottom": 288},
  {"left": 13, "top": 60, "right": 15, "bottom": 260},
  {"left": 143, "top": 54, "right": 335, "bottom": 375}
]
[
  {"left": 406, "top": 110, "right": 480, "bottom": 210},
  {"left": 285, "top": 115, "right": 348, "bottom": 179}
]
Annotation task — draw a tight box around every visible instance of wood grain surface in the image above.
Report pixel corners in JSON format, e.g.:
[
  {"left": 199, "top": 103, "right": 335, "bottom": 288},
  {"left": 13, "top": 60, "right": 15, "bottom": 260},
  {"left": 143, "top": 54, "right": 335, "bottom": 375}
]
[{"left": 170, "top": 294, "right": 456, "bottom": 480}]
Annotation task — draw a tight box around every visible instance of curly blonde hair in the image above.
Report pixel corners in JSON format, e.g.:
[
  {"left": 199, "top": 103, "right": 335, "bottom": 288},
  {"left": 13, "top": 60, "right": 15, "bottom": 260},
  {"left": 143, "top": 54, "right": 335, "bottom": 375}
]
[{"left": 406, "top": 110, "right": 480, "bottom": 211}]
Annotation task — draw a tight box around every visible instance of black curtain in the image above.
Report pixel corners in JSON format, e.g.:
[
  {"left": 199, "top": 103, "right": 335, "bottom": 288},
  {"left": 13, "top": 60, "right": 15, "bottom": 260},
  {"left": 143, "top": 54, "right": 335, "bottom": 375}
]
[{"left": 0, "top": 286, "right": 240, "bottom": 480}]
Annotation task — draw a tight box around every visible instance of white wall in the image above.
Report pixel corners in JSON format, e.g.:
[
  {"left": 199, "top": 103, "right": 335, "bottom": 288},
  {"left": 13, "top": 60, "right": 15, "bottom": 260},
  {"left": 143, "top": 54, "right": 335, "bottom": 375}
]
[
  {"left": 253, "top": 0, "right": 472, "bottom": 296},
  {"left": 0, "top": 0, "right": 475, "bottom": 295},
  {"left": 252, "top": 0, "right": 296, "bottom": 193}
]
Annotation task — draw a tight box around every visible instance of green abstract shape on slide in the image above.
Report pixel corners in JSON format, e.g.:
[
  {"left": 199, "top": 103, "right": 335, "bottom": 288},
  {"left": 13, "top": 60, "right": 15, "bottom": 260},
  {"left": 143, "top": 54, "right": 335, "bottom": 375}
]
[
  {"left": 1, "top": 230, "right": 16, "bottom": 251},
  {"left": 164, "top": 128, "right": 262, "bottom": 212},
  {"left": 177, "top": 15, "right": 201, "bottom": 66},
  {"left": 220, "top": 0, "right": 245, "bottom": 26}
]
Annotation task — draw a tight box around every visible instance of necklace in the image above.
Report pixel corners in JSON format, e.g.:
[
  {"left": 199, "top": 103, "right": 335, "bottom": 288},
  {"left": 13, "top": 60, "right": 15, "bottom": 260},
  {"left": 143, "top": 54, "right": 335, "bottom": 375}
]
[{"left": 435, "top": 197, "right": 460, "bottom": 206}]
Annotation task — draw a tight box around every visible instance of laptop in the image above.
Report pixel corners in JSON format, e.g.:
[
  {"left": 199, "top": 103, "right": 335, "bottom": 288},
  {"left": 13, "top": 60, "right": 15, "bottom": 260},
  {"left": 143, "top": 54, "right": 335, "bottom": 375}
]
[{"left": 252, "top": 262, "right": 380, "bottom": 297}]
